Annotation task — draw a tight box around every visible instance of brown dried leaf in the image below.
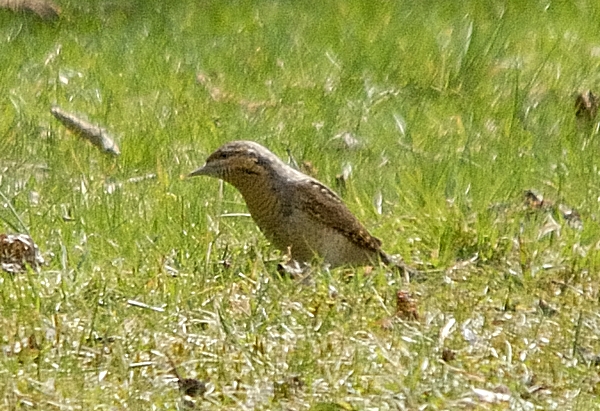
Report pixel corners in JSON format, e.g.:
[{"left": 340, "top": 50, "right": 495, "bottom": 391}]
[
  {"left": 395, "top": 290, "right": 419, "bottom": 320},
  {"left": 524, "top": 190, "right": 583, "bottom": 230},
  {"left": 0, "top": 233, "right": 44, "bottom": 273},
  {"left": 524, "top": 190, "right": 553, "bottom": 211},
  {"left": 441, "top": 347, "right": 456, "bottom": 362}
]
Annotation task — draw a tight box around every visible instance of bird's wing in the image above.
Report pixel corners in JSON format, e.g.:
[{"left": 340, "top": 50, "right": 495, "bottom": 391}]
[{"left": 291, "top": 178, "right": 383, "bottom": 253}]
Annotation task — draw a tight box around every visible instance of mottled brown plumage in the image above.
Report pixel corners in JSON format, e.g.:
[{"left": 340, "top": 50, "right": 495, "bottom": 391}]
[{"left": 189, "top": 140, "right": 393, "bottom": 267}]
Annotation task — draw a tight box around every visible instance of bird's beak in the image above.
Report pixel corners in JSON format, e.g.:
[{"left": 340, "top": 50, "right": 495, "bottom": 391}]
[{"left": 187, "top": 164, "right": 210, "bottom": 178}]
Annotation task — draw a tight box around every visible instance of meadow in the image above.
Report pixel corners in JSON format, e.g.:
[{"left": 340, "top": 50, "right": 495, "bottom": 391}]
[{"left": 1, "top": 0, "right": 600, "bottom": 409}]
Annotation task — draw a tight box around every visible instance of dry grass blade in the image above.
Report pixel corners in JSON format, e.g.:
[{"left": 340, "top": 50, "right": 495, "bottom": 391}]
[
  {"left": 0, "top": 0, "right": 60, "bottom": 20},
  {"left": 50, "top": 106, "right": 121, "bottom": 156}
]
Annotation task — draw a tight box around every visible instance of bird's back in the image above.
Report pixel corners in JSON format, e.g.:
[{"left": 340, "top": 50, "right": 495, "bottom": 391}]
[{"left": 243, "top": 173, "right": 384, "bottom": 267}]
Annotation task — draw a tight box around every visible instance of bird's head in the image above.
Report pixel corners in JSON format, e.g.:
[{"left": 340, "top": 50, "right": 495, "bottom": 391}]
[{"left": 188, "top": 140, "right": 283, "bottom": 184}]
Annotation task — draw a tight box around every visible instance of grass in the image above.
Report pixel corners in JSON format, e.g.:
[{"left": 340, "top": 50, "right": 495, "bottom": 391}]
[{"left": 2, "top": 0, "right": 600, "bottom": 409}]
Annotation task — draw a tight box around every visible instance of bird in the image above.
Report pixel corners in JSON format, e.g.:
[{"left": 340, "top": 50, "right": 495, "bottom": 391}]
[{"left": 188, "top": 140, "right": 400, "bottom": 269}]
